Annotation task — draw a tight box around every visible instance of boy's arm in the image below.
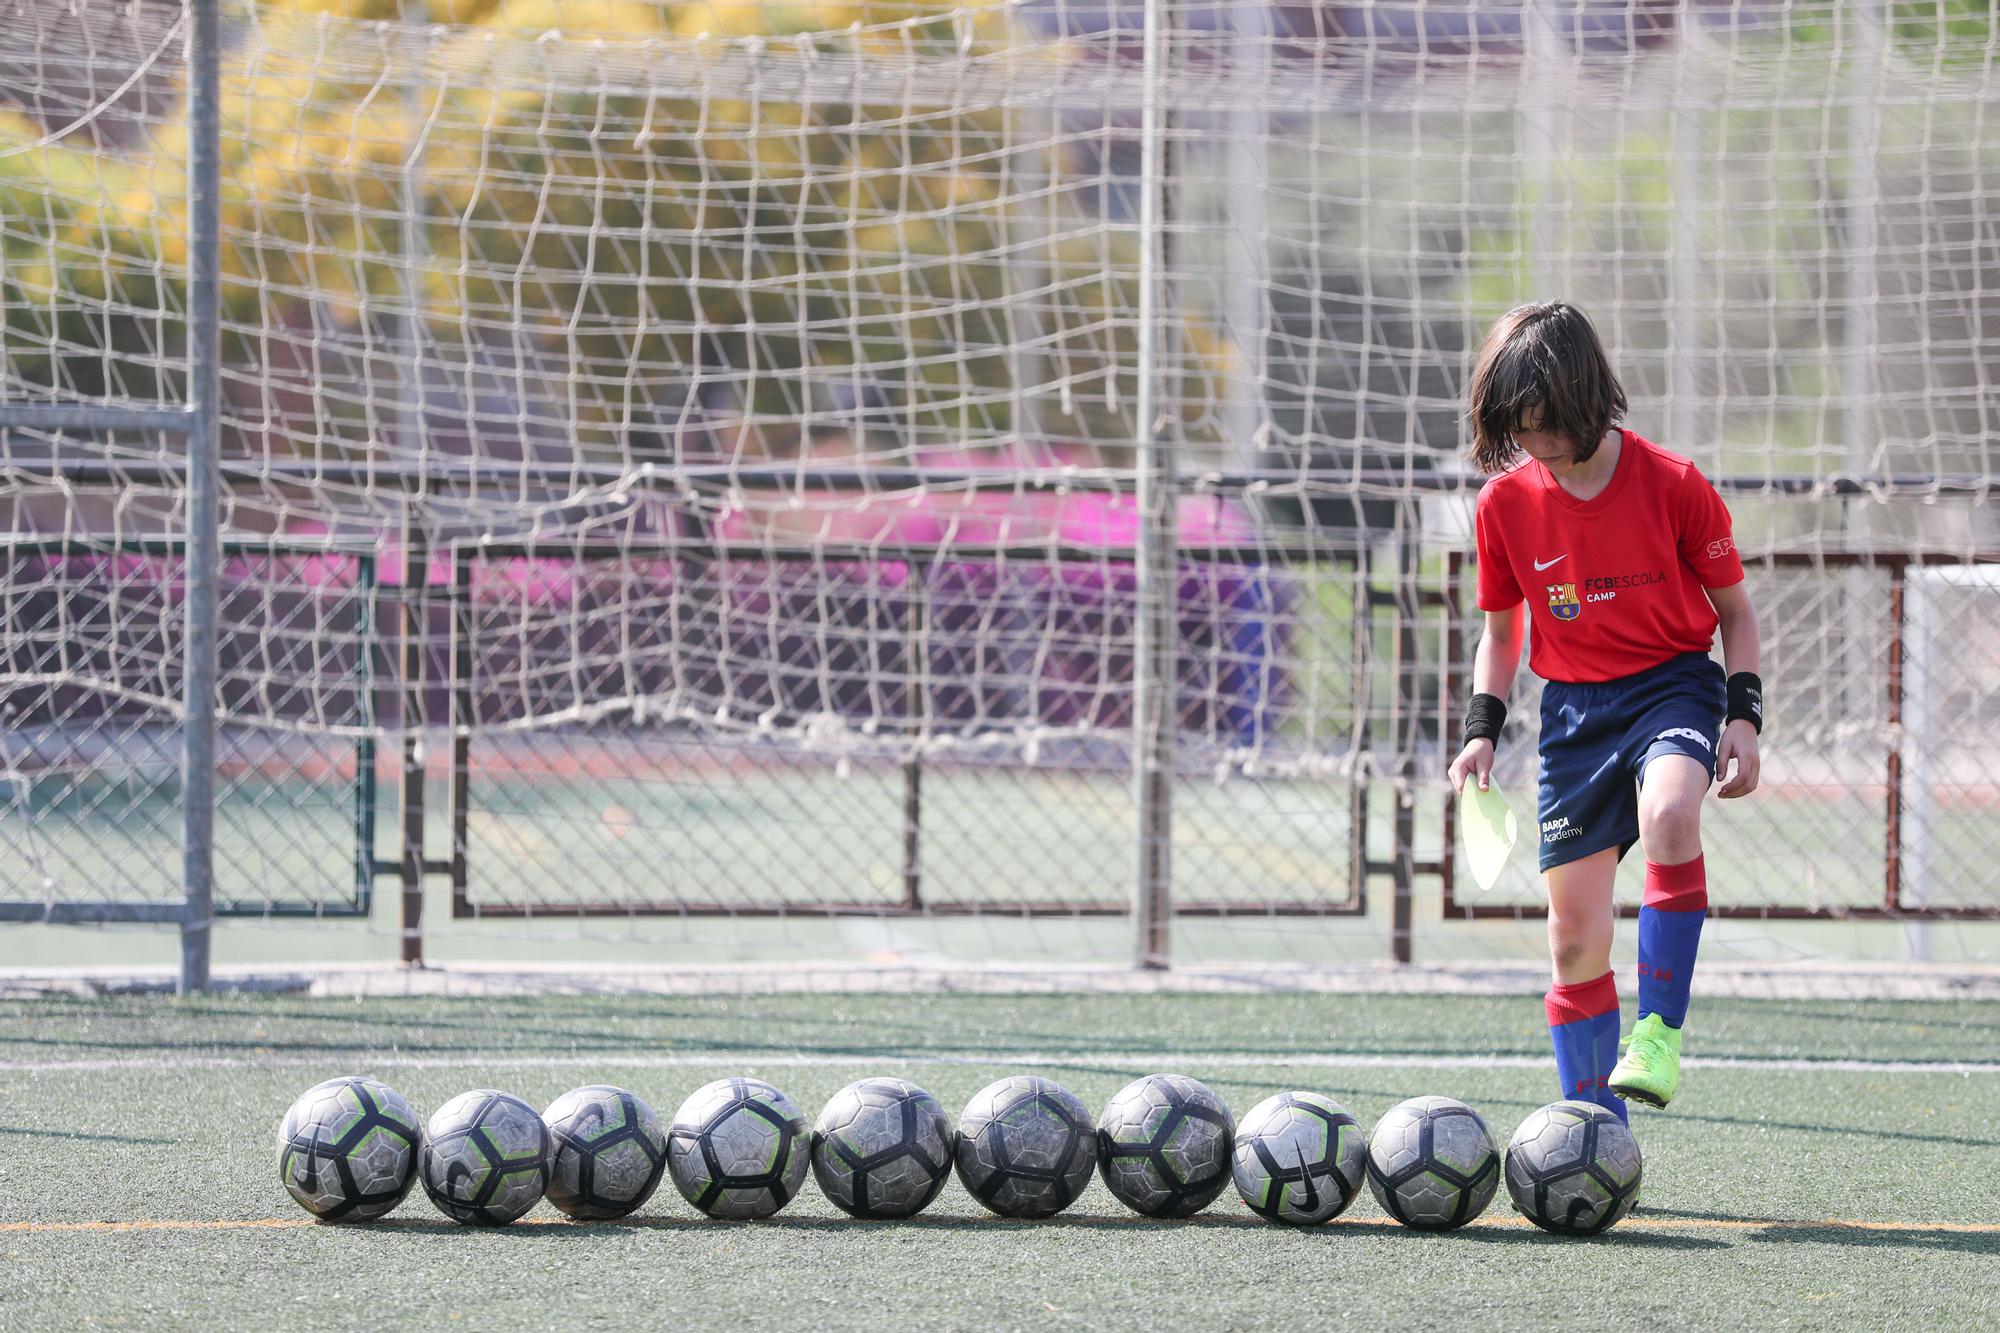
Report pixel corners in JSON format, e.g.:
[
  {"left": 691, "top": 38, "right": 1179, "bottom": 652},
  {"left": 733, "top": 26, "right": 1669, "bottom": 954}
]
[
  {"left": 1709, "top": 580, "right": 1760, "bottom": 676},
  {"left": 1448, "top": 605, "right": 1525, "bottom": 792},
  {"left": 1708, "top": 580, "right": 1761, "bottom": 798},
  {"left": 1471, "top": 604, "right": 1527, "bottom": 699}
]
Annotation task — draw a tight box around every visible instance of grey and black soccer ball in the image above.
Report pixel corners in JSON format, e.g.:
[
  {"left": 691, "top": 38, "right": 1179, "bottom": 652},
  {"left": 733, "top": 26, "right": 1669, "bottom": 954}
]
[
  {"left": 541, "top": 1085, "right": 667, "bottom": 1220},
  {"left": 419, "top": 1089, "right": 552, "bottom": 1226},
  {"left": 667, "top": 1077, "right": 811, "bottom": 1219},
  {"left": 1504, "top": 1100, "right": 1643, "bottom": 1236},
  {"left": 275, "top": 1075, "right": 421, "bottom": 1222},
  {"left": 810, "top": 1077, "right": 953, "bottom": 1219},
  {"left": 1231, "top": 1090, "right": 1367, "bottom": 1226},
  {"left": 1096, "top": 1073, "right": 1234, "bottom": 1217},
  {"left": 1365, "top": 1095, "right": 1500, "bottom": 1231},
  {"left": 954, "top": 1076, "right": 1097, "bottom": 1219}
]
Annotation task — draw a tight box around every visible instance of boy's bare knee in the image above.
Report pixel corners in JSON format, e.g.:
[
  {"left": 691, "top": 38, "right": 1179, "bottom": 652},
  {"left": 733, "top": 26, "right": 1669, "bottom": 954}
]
[
  {"left": 1639, "top": 793, "right": 1703, "bottom": 862},
  {"left": 1550, "top": 935, "right": 1590, "bottom": 976},
  {"left": 1547, "top": 923, "right": 1606, "bottom": 979}
]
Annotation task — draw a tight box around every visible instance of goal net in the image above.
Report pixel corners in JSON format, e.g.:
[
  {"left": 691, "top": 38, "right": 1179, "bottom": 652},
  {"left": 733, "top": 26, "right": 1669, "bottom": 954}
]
[{"left": 2, "top": 1, "right": 1996, "bottom": 985}]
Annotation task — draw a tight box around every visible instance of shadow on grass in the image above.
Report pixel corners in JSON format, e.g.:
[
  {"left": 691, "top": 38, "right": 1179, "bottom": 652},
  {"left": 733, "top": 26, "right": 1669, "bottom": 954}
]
[
  {"left": 1661, "top": 1111, "right": 2000, "bottom": 1152},
  {"left": 5, "top": 994, "right": 1558, "bottom": 1064},
  {"left": 1306, "top": 1221, "right": 1729, "bottom": 1250},
  {"left": 1738, "top": 1004, "right": 2000, "bottom": 1039},
  {"left": 0, "top": 1019, "right": 1547, "bottom": 1085},
  {"left": 1750, "top": 1227, "right": 2000, "bottom": 1255},
  {"left": 1642, "top": 1208, "right": 2000, "bottom": 1255},
  {"left": 0, "top": 1125, "right": 177, "bottom": 1146},
  {"left": 345, "top": 1211, "right": 1728, "bottom": 1249}
]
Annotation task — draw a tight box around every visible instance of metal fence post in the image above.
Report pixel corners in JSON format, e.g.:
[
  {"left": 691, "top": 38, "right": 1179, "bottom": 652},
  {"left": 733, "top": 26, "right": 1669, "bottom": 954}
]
[
  {"left": 399, "top": 507, "right": 428, "bottom": 967},
  {"left": 395, "top": 0, "right": 432, "bottom": 967},
  {"left": 1132, "top": 0, "right": 1175, "bottom": 970},
  {"left": 179, "top": 0, "right": 223, "bottom": 995},
  {"left": 1390, "top": 521, "right": 1421, "bottom": 965}
]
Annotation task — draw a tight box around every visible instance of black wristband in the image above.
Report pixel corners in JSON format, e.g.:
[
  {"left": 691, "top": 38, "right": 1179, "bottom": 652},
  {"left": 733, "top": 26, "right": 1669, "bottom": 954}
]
[
  {"left": 1463, "top": 692, "right": 1507, "bottom": 746},
  {"left": 1727, "top": 672, "right": 1763, "bottom": 733}
]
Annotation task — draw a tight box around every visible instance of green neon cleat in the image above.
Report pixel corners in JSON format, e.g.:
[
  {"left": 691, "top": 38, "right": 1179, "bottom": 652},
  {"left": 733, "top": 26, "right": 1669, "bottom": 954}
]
[{"left": 1609, "top": 1013, "right": 1683, "bottom": 1108}]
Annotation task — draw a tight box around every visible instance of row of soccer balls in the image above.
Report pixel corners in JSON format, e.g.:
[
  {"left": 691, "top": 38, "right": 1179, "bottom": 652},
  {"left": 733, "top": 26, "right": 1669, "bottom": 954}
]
[{"left": 278, "top": 1071, "right": 1643, "bottom": 1236}]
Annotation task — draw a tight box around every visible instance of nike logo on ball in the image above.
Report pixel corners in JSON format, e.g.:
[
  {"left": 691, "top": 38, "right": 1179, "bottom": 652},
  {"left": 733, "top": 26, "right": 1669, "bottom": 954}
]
[{"left": 1533, "top": 554, "right": 1568, "bottom": 571}]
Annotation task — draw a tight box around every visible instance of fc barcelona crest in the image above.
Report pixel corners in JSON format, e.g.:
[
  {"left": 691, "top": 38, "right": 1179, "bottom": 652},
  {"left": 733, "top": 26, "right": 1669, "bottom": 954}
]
[{"left": 1546, "top": 582, "right": 1582, "bottom": 621}]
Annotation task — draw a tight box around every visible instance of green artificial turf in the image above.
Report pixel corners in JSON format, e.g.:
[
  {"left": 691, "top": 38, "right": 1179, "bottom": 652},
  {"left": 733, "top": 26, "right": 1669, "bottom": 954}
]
[{"left": 2, "top": 994, "right": 1997, "bottom": 1330}]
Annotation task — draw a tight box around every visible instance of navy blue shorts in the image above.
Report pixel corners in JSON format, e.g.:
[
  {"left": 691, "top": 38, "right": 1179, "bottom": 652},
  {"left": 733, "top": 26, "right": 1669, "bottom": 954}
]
[{"left": 1536, "top": 652, "right": 1727, "bottom": 870}]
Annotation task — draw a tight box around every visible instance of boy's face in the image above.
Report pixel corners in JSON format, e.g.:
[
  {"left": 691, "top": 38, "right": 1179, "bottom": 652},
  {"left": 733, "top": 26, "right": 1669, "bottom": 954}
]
[{"left": 1513, "top": 413, "right": 1577, "bottom": 471}]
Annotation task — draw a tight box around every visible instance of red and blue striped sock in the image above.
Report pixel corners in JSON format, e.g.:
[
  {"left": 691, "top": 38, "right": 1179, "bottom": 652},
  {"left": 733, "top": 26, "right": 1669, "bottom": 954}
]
[
  {"left": 1638, "top": 856, "right": 1708, "bottom": 1028},
  {"left": 1545, "top": 971, "right": 1626, "bottom": 1123}
]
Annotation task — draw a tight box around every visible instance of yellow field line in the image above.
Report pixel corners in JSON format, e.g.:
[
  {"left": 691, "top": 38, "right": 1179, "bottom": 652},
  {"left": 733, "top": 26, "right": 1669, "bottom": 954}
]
[
  {"left": 1332, "top": 1215, "right": 2000, "bottom": 1235},
  {"left": 2, "top": 1214, "right": 1996, "bottom": 1236}
]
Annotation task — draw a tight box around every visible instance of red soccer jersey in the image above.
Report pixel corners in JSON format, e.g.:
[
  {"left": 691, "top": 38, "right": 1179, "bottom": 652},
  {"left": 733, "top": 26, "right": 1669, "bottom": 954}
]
[{"left": 1474, "top": 430, "right": 1745, "bottom": 684}]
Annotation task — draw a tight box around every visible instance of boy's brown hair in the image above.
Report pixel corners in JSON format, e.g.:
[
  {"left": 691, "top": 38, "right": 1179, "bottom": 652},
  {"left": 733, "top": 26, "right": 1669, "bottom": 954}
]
[{"left": 1467, "top": 302, "right": 1628, "bottom": 473}]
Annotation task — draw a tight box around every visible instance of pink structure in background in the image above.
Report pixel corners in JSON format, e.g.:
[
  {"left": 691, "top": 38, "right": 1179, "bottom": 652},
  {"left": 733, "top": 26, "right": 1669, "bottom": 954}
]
[
  {"left": 687, "top": 441, "right": 1279, "bottom": 740},
  {"left": 907, "top": 444, "right": 1278, "bottom": 742},
  {"left": 19, "top": 456, "right": 1277, "bottom": 743}
]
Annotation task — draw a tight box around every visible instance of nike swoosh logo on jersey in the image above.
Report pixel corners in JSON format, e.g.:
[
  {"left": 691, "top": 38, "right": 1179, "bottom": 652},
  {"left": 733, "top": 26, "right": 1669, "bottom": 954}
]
[{"left": 1533, "top": 554, "right": 1568, "bottom": 571}]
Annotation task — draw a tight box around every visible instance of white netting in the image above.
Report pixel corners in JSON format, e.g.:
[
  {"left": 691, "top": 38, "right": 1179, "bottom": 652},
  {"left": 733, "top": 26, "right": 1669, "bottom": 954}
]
[{"left": 2, "top": 2, "right": 1997, "bottom": 974}]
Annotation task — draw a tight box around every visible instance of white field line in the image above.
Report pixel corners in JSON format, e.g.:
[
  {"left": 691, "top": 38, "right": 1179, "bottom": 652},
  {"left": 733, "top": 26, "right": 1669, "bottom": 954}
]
[
  {"left": 4, "top": 1050, "right": 1996, "bottom": 1076},
  {"left": 11, "top": 960, "right": 2000, "bottom": 1003}
]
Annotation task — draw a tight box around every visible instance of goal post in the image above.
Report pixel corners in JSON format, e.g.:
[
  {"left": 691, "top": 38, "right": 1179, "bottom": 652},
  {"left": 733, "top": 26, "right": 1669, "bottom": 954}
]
[{"left": 0, "top": 0, "right": 223, "bottom": 994}]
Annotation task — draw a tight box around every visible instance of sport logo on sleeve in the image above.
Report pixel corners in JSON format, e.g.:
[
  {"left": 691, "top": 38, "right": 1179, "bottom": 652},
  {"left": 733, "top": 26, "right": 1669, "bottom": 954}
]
[
  {"left": 1545, "top": 583, "right": 1581, "bottom": 621},
  {"left": 1704, "top": 537, "right": 1736, "bottom": 561}
]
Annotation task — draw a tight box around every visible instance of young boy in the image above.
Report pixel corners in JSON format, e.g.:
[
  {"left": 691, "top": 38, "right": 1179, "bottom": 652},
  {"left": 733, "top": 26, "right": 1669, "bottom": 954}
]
[{"left": 1447, "top": 302, "right": 1763, "bottom": 1120}]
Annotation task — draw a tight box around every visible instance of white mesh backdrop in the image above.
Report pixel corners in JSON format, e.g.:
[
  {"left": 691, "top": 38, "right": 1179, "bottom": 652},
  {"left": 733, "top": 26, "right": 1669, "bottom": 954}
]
[{"left": 0, "top": 1, "right": 1996, "bottom": 980}]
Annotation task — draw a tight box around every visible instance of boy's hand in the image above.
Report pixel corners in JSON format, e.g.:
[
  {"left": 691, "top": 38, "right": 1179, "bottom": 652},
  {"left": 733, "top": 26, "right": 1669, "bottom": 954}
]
[
  {"left": 1715, "top": 720, "right": 1760, "bottom": 798},
  {"left": 1448, "top": 739, "right": 1496, "bottom": 793}
]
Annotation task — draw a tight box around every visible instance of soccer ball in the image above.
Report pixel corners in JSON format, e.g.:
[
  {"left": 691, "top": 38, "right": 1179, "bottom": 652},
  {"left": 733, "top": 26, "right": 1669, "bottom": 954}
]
[
  {"left": 275, "top": 1075, "right": 420, "bottom": 1222},
  {"left": 666, "top": 1077, "right": 811, "bottom": 1219},
  {"left": 1096, "top": 1073, "right": 1234, "bottom": 1217},
  {"left": 419, "top": 1089, "right": 552, "bottom": 1226},
  {"left": 810, "top": 1077, "right": 953, "bottom": 1219},
  {"left": 541, "top": 1085, "right": 668, "bottom": 1220},
  {"left": 1365, "top": 1095, "right": 1500, "bottom": 1231},
  {"left": 954, "top": 1076, "right": 1097, "bottom": 1219},
  {"left": 1230, "top": 1090, "right": 1367, "bottom": 1226},
  {"left": 1504, "top": 1100, "right": 1644, "bottom": 1236}
]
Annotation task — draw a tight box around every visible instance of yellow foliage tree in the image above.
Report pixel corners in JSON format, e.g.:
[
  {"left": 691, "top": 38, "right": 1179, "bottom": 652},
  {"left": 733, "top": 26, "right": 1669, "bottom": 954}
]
[{"left": 2, "top": 0, "right": 1159, "bottom": 462}]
